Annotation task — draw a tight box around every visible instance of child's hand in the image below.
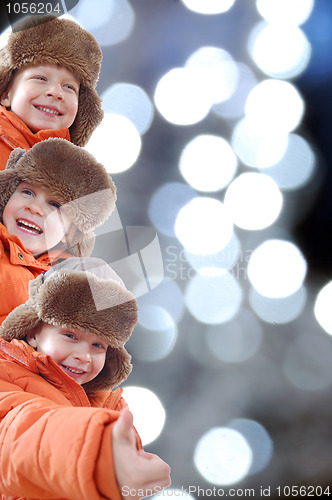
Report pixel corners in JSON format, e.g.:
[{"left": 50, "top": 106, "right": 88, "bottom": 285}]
[{"left": 112, "top": 406, "right": 171, "bottom": 500}]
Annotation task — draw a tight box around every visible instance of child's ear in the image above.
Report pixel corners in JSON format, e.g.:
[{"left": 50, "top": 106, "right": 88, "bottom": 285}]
[
  {"left": 26, "top": 329, "right": 38, "bottom": 348},
  {"left": 0, "top": 91, "right": 11, "bottom": 108}
]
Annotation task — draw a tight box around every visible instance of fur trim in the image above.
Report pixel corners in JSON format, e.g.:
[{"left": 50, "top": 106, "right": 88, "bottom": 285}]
[
  {"left": 0, "top": 138, "right": 116, "bottom": 256},
  {"left": 0, "top": 259, "right": 138, "bottom": 391},
  {"left": 0, "top": 15, "right": 103, "bottom": 146},
  {"left": 36, "top": 270, "right": 138, "bottom": 346}
]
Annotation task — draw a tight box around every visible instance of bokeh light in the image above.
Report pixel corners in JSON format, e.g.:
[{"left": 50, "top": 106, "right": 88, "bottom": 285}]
[
  {"left": 73, "top": 0, "right": 134, "bottom": 45},
  {"left": 0, "top": 27, "right": 10, "bottom": 49},
  {"left": 245, "top": 80, "right": 305, "bottom": 133},
  {"left": 154, "top": 67, "right": 212, "bottom": 125},
  {"left": 101, "top": 83, "right": 154, "bottom": 135},
  {"left": 247, "top": 240, "right": 307, "bottom": 298},
  {"left": 213, "top": 63, "right": 258, "bottom": 120},
  {"left": 148, "top": 183, "right": 197, "bottom": 237},
  {"left": 179, "top": 134, "right": 238, "bottom": 192},
  {"left": 185, "top": 270, "right": 242, "bottom": 324},
  {"left": 229, "top": 419, "right": 273, "bottom": 474},
  {"left": 185, "top": 232, "right": 241, "bottom": 272},
  {"left": 256, "top": 0, "right": 314, "bottom": 26},
  {"left": 259, "top": 134, "right": 315, "bottom": 190},
  {"left": 224, "top": 173, "right": 283, "bottom": 230},
  {"left": 84, "top": 113, "right": 141, "bottom": 173},
  {"left": 185, "top": 47, "right": 239, "bottom": 104},
  {"left": 175, "top": 197, "right": 234, "bottom": 254},
  {"left": 249, "top": 286, "right": 307, "bottom": 324},
  {"left": 122, "top": 386, "right": 166, "bottom": 445},
  {"left": 206, "top": 309, "right": 263, "bottom": 363},
  {"left": 232, "top": 118, "right": 289, "bottom": 168},
  {"left": 127, "top": 305, "right": 177, "bottom": 361},
  {"left": 138, "top": 277, "right": 185, "bottom": 323},
  {"left": 249, "top": 21, "right": 311, "bottom": 79},
  {"left": 194, "top": 427, "right": 252, "bottom": 485},
  {"left": 314, "top": 281, "right": 332, "bottom": 335},
  {"left": 181, "top": 0, "right": 236, "bottom": 15}
]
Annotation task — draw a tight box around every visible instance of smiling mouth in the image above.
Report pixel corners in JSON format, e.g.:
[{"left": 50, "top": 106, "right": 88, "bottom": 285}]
[
  {"left": 61, "top": 365, "right": 86, "bottom": 375},
  {"left": 34, "top": 105, "right": 62, "bottom": 116},
  {"left": 17, "top": 219, "right": 43, "bottom": 235}
]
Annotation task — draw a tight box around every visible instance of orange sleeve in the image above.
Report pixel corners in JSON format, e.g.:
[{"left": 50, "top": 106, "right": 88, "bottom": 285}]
[{"left": 0, "top": 366, "right": 127, "bottom": 500}]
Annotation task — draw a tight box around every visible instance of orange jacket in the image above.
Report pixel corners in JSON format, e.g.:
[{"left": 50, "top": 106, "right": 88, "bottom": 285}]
[
  {"left": 0, "top": 106, "right": 71, "bottom": 170},
  {"left": 0, "top": 223, "right": 71, "bottom": 325},
  {"left": 0, "top": 338, "right": 140, "bottom": 500}
]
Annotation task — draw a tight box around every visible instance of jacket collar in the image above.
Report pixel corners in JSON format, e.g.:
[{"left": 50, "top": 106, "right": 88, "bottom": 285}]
[
  {"left": 0, "top": 338, "right": 90, "bottom": 406},
  {"left": 0, "top": 222, "right": 73, "bottom": 269},
  {"left": 0, "top": 338, "right": 123, "bottom": 408},
  {"left": 0, "top": 105, "right": 71, "bottom": 150}
]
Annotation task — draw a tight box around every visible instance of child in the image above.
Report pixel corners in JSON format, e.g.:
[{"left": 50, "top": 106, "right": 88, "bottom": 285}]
[
  {"left": 0, "top": 137, "right": 116, "bottom": 324},
  {"left": 0, "top": 256, "right": 171, "bottom": 499},
  {"left": 0, "top": 14, "right": 103, "bottom": 169}
]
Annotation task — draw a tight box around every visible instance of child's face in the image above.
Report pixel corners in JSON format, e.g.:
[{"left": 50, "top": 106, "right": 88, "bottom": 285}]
[
  {"left": 3, "top": 182, "right": 72, "bottom": 256},
  {"left": 0, "top": 64, "right": 79, "bottom": 132},
  {"left": 27, "top": 323, "right": 108, "bottom": 385}
]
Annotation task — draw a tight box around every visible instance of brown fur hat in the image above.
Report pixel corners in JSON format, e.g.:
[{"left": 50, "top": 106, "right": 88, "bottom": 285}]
[
  {"left": 0, "top": 257, "right": 138, "bottom": 392},
  {"left": 0, "top": 137, "right": 116, "bottom": 257},
  {"left": 0, "top": 15, "right": 103, "bottom": 146}
]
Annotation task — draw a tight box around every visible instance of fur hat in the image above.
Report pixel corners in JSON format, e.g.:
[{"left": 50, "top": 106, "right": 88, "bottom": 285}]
[
  {"left": 0, "top": 15, "right": 103, "bottom": 146},
  {"left": 0, "top": 137, "right": 116, "bottom": 257},
  {"left": 0, "top": 257, "right": 138, "bottom": 392}
]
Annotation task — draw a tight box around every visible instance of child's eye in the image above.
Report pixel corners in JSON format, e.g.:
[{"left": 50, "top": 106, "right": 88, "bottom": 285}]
[
  {"left": 22, "top": 188, "right": 34, "bottom": 197},
  {"left": 64, "top": 84, "right": 78, "bottom": 93},
  {"left": 93, "top": 343, "right": 107, "bottom": 350},
  {"left": 49, "top": 201, "right": 61, "bottom": 209},
  {"left": 64, "top": 332, "right": 77, "bottom": 340},
  {"left": 34, "top": 75, "right": 47, "bottom": 81}
]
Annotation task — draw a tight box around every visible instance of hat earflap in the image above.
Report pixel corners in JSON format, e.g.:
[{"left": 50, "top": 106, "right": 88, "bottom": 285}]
[
  {"left": 0, "top": 300, "right": 41, "bottom": 341},
  {"left": 6, "top": 147, "right": 27, "bottom": 169},
  {"left": 63, "top": 228, "right": 95, "bottom": 258},
  {"left": 0, "top": 148, "right": 27, "bottom": 222},
  {"left": 83, "top": 345, "right": 132, "bottom": 393},
  {"left": 0, "top": 49, "right": 13, "bottom": 99}
]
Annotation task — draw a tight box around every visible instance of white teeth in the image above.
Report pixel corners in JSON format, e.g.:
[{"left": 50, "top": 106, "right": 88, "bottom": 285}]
[
  {"left": 17, "top": 219, "right": 42, "bottom": 233},
  {"left": 36, "top": 106, "right": 60, "bottom": 115},
  {"left": 64, "top": 366, "right": 84, "bottom": 374}
]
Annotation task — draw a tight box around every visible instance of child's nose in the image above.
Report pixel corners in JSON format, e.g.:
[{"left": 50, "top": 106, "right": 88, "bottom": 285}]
[
  {"left": 74, "top": 347, "right": 92, "bottom": 363},
  {"left": 46, "top": 84, "right": 64, "bottom": 100},
  {"left": 26, "top": 199, "right": 44, "bottom": 216}
]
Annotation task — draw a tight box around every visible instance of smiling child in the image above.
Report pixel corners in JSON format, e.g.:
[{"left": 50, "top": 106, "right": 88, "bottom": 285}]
[
  {"left": 0, "top": 257, "right": 171, "bottom": 499},
  {"left": 0, "top": 137, "right": 116, "bottom": 324},
  {"left": 0, "top": 15, "right": 103, "bottom": 169}
]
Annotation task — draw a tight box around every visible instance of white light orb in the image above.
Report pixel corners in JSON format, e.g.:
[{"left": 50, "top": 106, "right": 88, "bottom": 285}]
[
  {"left": 185, "top": 271, "right": 242, "bottom": 324},
  {"left": 85, "top": 113, "right": 141, "bottom": 173},
  {"left": 247, "top": 240, "right": 307, "bottom": 298},
  {"left": 314, "top": 282, "right": 332, "bottom": 335},
  {"left": 249, "top": 21, "right": 311, "bottom": 79},
  {"left": 154, "top": 67, "right": 211, "bottom": 125},
  {"left": 245, "top": 80, "right": 304, "bottom": 134},
  {"left": 224, "top": 173, "right": 283, "bottom": 230},
  {"left": 194, "top": 427, "right": 252, "bottom": 485},
  {"left": 122, "top": 387, "right": 166, "bottom": 445},
  {"left": 179, "top": 135, "right": 237, "bottom": 192},
  {"left": 175, "top": 197, "right": 233, "bottom": 255}
]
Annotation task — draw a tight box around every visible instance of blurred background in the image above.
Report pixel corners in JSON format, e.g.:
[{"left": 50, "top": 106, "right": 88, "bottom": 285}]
[{"left": 1, "top": 0, "right": 332, "bottom": 497}]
